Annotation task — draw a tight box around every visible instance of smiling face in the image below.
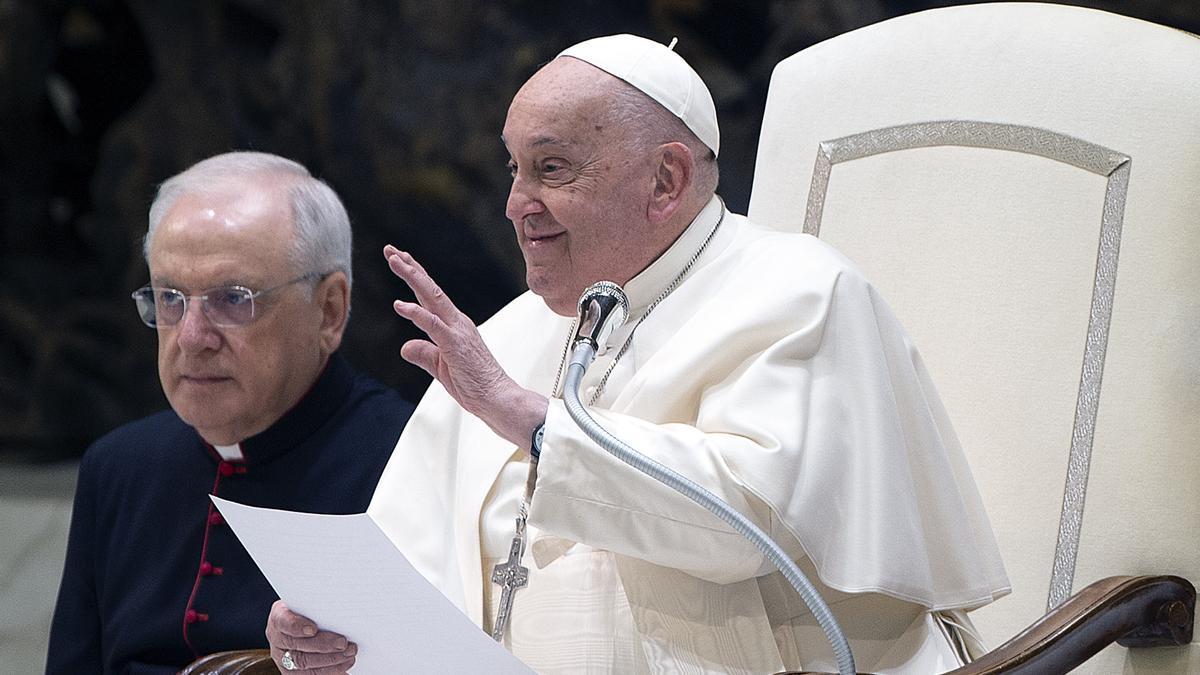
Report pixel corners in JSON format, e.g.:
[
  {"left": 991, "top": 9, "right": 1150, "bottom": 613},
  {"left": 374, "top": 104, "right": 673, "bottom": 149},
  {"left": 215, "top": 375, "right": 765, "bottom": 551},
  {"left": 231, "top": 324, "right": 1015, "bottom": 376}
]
[
  {"left": 148, "top": 175, "right": 336, "bottom": 445},
  {"left": 502, "top": 58, "right": 676, "bottom": 316}
]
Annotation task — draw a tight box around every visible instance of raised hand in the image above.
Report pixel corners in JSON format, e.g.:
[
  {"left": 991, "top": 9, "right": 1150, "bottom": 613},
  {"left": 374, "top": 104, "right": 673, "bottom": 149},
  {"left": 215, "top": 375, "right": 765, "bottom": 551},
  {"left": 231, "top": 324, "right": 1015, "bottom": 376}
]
[{"left": 384, "top": 245, "right": 546, "bottom": 450}]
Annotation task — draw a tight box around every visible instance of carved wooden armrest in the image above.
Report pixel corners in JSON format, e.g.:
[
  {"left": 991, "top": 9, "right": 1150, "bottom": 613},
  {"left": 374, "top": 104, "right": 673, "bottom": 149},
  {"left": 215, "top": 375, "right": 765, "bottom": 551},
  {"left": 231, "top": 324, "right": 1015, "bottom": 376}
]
[
  {"left": 777, "top": 574, "right": 1194, "bottom": 675},
  {"left": 945, "top": 574, "right": 1193, "bottom": 674},
  {"left": 180, "top": 649, "right": 277, "bottom": 675}
]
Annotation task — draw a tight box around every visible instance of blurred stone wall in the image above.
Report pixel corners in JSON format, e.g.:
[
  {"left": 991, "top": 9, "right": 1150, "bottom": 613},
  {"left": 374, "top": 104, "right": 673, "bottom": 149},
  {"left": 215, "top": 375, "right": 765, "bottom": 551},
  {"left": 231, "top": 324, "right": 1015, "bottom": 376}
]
[{"left": 1, "top": 0, "right": 1196, "bottom": 461}]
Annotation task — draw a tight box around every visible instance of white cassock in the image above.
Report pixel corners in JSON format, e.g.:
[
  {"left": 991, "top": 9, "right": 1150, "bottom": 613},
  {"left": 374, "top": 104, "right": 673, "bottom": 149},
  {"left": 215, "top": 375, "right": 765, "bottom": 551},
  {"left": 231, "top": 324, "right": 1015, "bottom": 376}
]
[{"left": 368, "top": 196, "right": 1011, "bottom": 674}]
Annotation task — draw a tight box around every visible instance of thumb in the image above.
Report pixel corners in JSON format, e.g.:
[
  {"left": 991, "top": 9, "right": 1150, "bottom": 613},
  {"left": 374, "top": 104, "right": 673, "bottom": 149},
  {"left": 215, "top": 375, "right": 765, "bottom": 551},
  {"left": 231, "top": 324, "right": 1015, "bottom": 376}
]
[{"left": 400, "top": 340, "right": 440, "bottom": 379}]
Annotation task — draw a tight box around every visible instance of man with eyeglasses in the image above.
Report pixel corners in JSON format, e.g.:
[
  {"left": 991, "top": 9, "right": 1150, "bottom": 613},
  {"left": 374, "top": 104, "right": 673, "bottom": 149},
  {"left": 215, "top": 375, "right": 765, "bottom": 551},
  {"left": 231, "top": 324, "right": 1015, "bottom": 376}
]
[{"left": 46, "top": 151, "right": 415, "bottom": 675}]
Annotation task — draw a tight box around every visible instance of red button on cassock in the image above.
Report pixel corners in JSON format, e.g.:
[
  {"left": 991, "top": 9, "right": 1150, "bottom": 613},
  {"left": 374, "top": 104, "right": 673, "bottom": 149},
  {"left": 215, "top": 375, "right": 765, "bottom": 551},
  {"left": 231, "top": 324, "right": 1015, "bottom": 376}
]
[
  {"left": 208, "top": 512, "right": 225, "bottom": 526},
  {"left": 218, "top": 462, "right": 234, "bottom": 477},
  {"left": 200, "top": 561, "right": 213, "bottom": 575},
  {"left": 185, "top": 609, "right": 209, "bottom": 623}
]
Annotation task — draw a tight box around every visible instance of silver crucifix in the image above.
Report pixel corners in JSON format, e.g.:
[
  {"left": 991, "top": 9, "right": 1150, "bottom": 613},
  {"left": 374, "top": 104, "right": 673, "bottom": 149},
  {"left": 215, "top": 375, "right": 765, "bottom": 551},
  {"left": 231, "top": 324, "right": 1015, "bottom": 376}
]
[{"left": 490, "top": 518, "right": 529, "bottom": 641}]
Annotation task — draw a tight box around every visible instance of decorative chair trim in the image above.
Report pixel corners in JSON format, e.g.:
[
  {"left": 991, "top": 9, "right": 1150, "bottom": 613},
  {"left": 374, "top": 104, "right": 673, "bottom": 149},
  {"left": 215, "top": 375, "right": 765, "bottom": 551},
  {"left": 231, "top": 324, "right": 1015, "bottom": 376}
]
[{"left": 802, "top": 120, "right": 1131, "bottom": 610}]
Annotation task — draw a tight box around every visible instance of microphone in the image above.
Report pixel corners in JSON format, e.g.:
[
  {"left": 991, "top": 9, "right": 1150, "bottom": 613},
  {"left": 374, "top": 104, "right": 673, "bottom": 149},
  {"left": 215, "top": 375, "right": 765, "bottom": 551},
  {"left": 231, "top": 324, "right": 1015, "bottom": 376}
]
[{"left": 571, "top": 281, "right": 629, "bottom": 365}]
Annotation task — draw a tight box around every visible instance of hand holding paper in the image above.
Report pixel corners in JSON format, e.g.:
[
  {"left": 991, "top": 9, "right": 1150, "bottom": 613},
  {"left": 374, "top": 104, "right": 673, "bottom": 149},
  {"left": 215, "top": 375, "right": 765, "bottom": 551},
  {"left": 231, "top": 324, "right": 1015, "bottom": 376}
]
[
  {"left": 211, "top": 496, "right": 533, "bottom": 674},
  {"left": 265, "top": 600, "right": 357, "bottom": 672}
]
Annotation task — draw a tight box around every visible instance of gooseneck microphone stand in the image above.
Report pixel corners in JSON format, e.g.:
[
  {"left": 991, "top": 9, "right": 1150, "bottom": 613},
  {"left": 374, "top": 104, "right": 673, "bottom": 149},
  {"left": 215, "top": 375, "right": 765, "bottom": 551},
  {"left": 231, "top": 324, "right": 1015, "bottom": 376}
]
[{"left": 560, "top": 282, "right": 856, "bottom": 675}]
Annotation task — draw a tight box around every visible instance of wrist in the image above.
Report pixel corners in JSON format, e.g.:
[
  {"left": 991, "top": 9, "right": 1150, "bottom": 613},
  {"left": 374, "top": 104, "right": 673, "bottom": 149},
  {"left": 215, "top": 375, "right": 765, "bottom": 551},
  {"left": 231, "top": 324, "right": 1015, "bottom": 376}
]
[{"left": 487, "top": 384, "right": 548, "bottom": 452}]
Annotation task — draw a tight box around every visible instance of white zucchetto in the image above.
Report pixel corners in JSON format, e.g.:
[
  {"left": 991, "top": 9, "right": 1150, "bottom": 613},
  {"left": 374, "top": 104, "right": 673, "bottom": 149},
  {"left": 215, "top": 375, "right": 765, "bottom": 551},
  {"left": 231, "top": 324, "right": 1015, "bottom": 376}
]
[{"left": 559, "top": 34, "right": 720, "bottom": 157}]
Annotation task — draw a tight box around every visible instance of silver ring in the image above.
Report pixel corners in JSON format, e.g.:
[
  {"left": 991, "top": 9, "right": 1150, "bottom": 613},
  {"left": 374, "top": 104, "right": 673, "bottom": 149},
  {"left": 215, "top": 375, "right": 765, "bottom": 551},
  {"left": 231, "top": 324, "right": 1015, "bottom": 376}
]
[{"left": 281, "top": 650, "right": 298, "bottom": 671}]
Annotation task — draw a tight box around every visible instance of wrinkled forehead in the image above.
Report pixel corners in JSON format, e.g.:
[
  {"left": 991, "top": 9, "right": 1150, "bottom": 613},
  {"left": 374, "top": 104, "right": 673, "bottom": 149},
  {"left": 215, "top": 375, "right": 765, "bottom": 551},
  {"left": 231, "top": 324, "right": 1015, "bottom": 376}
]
[
  {"left": 149, "top": 177, "right": 296, "bottom": 278},
  {"left": 170, "top": 176, "right": 290, "bottom": 230},
  {"left": 503, "top": 58, "right": 628, "bottom": 146},
  {"left": 524, "top": 56, "right": 619, "bottom": 97}
]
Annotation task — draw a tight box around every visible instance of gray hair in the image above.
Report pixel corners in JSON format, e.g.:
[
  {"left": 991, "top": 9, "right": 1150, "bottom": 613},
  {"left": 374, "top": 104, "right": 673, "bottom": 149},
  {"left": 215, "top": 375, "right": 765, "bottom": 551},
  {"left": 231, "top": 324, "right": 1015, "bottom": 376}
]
[
  {"left": 144, "top": 151, "right": 353, "bottom": 291},
  {"left": 605, "top": 79, "right": 720, "bottom": 197}
]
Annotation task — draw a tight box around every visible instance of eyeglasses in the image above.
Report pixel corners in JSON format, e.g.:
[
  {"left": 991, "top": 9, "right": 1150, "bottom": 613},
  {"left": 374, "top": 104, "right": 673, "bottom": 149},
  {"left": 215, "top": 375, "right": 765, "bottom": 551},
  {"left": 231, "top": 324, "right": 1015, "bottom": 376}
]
[{"left": 131, "top": 274, "right": 321, "bottom": 328}]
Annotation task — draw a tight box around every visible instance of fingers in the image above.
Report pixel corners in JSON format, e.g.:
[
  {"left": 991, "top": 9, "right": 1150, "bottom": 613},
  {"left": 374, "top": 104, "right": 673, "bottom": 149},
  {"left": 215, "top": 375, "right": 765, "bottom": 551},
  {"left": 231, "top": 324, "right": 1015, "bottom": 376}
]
[
  {"left": 265, "top": 601, "right": 357, "bottom": 674},
  {"left": 393, "top": 299, "right": 448, "bottom": 341},
  {"left": 270, "top": 643, "right": 357, "bottom": 675},
  {"left": 266, "top": 600, "right": 349, "bottom": 653},
  {"left": 267, "top": 600, "right": 317, "bottom": 639},
  {"left": 394, "top": 298, "right": 458, "bottom": 361},
  {"left": 384, "top": 246, "right": 462, "bottom": 320},
  {"left": 271, "top": 628, "right": 351, "bottom": 653}
]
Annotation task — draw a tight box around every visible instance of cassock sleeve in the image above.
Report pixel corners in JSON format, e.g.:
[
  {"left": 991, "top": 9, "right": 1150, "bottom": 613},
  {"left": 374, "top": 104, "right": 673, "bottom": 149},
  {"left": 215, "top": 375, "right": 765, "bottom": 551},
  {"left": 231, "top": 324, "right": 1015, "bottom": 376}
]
[
  {"left": 529, "top": 251, "right": 1009, "bottom": 611},
  {"left": 46, "top": 451, "right": 104, "bottom": 673}
]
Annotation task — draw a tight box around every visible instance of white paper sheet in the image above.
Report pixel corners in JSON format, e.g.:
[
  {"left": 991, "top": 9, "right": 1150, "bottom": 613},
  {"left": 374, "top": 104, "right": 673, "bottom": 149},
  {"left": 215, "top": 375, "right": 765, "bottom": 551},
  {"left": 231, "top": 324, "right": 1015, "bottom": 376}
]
[{"left": 211, "top": 496, "right": 533, "bottom": 674}]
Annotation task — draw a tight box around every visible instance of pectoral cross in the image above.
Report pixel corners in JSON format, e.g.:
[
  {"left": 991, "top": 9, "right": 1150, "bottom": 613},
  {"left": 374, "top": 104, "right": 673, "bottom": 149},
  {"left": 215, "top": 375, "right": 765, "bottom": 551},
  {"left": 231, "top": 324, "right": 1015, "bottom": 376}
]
[{"left": 489, "top": 518, "right": 529, "bottom": 641}]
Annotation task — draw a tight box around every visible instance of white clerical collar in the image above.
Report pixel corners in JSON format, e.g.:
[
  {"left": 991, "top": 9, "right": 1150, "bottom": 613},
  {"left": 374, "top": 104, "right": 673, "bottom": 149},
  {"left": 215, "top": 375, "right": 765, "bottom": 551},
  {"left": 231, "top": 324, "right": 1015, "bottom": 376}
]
[
  {"left": 622, "top": 195, "right": 725, "bottom": 315},
  {"left": 213, "top": 443, "right": 245, "bottom": 461}
]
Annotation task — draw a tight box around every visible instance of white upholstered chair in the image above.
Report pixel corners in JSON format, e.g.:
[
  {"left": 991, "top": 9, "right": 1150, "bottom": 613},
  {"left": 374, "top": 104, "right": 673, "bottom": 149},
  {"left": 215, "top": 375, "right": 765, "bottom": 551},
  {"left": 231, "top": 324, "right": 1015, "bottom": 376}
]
[{"left": 750, "top": 3, "right": 1197, "bottom": 673}]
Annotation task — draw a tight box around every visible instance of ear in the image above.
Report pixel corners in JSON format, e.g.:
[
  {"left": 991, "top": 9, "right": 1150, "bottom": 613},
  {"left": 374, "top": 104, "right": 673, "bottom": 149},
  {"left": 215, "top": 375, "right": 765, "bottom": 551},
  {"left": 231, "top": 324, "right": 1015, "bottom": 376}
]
[
  {"left": 648, "top": 142, "right": 694, "bottom": 224},
  {"left": 315, "top": 271, "right": 350, "bottom": 356}
]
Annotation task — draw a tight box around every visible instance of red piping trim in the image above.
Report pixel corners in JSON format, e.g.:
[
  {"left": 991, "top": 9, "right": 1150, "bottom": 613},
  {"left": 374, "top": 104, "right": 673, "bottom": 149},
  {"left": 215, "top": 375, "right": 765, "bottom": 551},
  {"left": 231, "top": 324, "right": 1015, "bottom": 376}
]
[{"left": 182, "top": 465, "right": 224, "bottom": 656}]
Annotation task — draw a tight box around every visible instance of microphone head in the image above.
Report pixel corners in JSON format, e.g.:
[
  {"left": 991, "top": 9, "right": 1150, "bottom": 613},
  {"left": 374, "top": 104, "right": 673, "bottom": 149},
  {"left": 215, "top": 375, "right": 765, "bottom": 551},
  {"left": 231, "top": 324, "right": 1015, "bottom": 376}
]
[{"left": 574, "top": 281, "right": 629, "bottom": 353}]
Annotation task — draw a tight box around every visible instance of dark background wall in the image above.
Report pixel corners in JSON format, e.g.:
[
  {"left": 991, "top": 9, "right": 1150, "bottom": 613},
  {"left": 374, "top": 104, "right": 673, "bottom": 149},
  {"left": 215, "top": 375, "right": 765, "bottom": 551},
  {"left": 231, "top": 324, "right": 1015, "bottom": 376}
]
[{"left": 2, "top": 0, "right": 1196, "bottom": 461}]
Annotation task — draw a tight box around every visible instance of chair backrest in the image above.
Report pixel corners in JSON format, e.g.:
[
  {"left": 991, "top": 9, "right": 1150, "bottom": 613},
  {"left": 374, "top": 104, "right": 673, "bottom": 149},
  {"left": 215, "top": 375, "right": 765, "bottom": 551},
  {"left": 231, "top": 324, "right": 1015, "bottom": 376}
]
[{"left": 747, "top": 4, "right": 1199, "bottom": 671}]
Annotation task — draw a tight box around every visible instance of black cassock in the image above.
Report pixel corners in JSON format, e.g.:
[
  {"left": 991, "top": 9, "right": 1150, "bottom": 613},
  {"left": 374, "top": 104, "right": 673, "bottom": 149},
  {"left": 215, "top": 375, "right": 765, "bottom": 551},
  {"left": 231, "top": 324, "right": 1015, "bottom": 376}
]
[{"left": 47, "top": 353, "right": 414, "bottom": 675}]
